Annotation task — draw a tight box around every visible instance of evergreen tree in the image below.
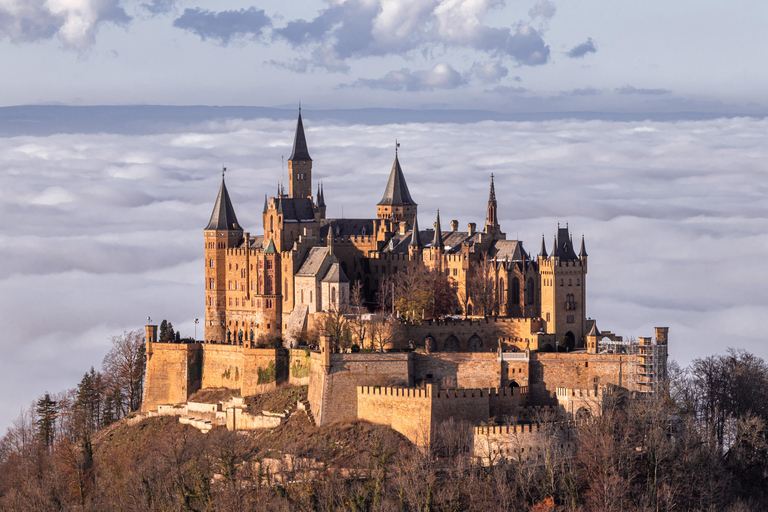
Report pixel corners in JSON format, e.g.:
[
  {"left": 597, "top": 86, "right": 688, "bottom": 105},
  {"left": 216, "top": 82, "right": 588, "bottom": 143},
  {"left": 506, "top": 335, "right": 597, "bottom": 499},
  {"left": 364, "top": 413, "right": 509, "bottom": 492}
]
[
  {"left": 159, "top": 320, "right": 168, "bottom": 343},
  {"left": 35, "top": 392, "right": 58, "bottom": 448},
  {"left": 166, "top": 322, "right": 175, "bottom": 343},
  {"left": 175, "top": 331, "right": 181, "bottom": 343}
]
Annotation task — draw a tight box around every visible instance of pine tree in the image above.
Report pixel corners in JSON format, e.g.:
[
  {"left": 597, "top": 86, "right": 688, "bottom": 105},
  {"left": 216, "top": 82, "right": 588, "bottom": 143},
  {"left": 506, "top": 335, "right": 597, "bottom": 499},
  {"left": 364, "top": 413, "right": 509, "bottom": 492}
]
[
  {"left": 166, "top": 322, "right": 175, "bottom": 343},
  {"left": 159, "top": 320, "right": 168, "bottom": 343},
  {"left": 36, "top": 392, "right": 58, "bottom": 448}
]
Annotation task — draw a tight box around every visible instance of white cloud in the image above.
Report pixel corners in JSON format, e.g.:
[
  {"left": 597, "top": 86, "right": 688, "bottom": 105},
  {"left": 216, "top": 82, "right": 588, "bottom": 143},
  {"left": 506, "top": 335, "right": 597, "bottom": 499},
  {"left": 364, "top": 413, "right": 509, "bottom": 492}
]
[
  {"left": 471, "top": 60, "right": 509, "bottom": 83},
  {"left": 2, "top": 111, "right": 768, "bottom": 436},
  {"left": 351, "top": 62, "right": 466, "bottom": 91},
  {"left": 0, "top": 0, "right": 130, "bottom": 50}
]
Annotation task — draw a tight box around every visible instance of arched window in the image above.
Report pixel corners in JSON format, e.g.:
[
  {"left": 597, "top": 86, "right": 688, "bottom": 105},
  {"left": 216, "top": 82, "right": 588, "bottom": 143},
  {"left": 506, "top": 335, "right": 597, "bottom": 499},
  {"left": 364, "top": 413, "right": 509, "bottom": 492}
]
[
  {"left": 332, "top": 287, "right": 337, "bottom": 305},
  {"left": 301, "top": 290, "right": 304, "bottom": 303},
  {"left": 269, "top": 217, "right": 273, "bottom": 232},
  {"left": 499, "top": 279, "right": 505, "bottom": 305},
  {"left": 284, "top": 279, "right": 288, "bottom": 301},
  {"left": 526, "top": 278, "right": 535, "bottom": 305},
  {"left": 512, "top": 278, "right": 520, "bottom": 302}
]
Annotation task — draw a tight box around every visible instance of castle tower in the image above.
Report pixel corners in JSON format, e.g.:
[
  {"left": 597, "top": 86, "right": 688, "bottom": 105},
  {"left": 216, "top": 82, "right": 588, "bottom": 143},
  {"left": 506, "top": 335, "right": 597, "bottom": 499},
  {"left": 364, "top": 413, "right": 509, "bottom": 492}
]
[
  {"left": 484, "top": 174, "right": 506, "bottom": 239},
  {"left": 377, "top": 146, "right": 417, "bottom": 226},
  {"left": 538, "top": 224, "right": 587, "bottom": 350},
  {"left": 288, "top": 109, "right": 313, "bottom": 200},
  {"left": 316, "top": 183, "right": 326, "bottom": 219},
  {"left": 204, "top": 171, "right": 244, "bottom": 343}
]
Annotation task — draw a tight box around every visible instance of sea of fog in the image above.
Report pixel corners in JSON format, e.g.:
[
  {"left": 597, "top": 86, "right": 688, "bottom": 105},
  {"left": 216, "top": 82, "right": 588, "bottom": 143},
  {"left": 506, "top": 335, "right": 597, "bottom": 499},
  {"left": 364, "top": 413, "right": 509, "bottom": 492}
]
[{"left": 1, "top": 106, "right": 766, "bottom": 433}]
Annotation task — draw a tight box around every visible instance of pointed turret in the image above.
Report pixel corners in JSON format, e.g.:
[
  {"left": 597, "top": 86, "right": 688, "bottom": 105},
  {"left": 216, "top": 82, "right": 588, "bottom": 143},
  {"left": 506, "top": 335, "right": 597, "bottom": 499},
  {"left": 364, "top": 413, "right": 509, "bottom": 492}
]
[
  {"left": 319, "top": 183, "right": 326, "bottom": 207},
  {"left": 409, "top": 215, "right": 423, "bottom": 248},
  {"left": 377, "top": 147, "right": 417, "bottom": 225},
  {"left": 263, "top": 194, "right": 268, "bottom": 214},
  {"left": 205, "top": 176, "right": 242, "bottom": 231},
  {"left": 579, "top": 235, "right": 588, "bottom": 258},
  {"left": 432, "top": 210, "right": 444, "bottom": 250},
  {"left": 288, "top": 108, "right": 313, "bottom": 199},
  {"left": 288, "top": 109, "right": 312, "bottom": 162},
  {"left": 540, "top": 235, "right": 548, "bottom": 258}
]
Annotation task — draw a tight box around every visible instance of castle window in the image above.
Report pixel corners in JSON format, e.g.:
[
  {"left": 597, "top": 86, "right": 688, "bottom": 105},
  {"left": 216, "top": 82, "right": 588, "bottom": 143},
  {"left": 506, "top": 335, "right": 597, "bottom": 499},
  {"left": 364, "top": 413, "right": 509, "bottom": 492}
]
[
  {"left": 229, "top": 298, "right": 232, "bottom": 306},
  {"left": 251, "top": 299, "right": 255, "bottom": 307},
  {"left": 251, "top": 281, "right": 255, "bottom": 290},
  {"left": 453, "top": 268, "right": 457, "bottom": 276},
  {"left": 236, "top": 298, "right": 239, "bottom": 307},
  {"left": 546, "top": 312, "right": 550, "bottom": 322},
  {"left": 560, "top": 279, "right": 564, "bottom": 286},
  {"left": 567, "top": 315, "right": 574, "bottom": 323},
  {"left": 332, "top": 287, "right": 336, "bottom": 305},
  {"left": 210, "top": 297, "right": 215, "bottom": 306},
  {"left": 301, "top": 290, "right": 304, "bottom": 303},
  {"left": 235, "top": 264, "right": 238, "bottom": 271},
  {"left": 266, "top": 260, "right": 273, "bottom": 270},
  {"left": 241, "top": 269, "right": 246, "bottom": 278},
  {"left": 576, "top": 278, "right": 580, "bottom": 286},
  {"left": 209, "top": 259, "right": 214, "bottom": 268},
  {"left": 209, "top": 278, "right": 214, "bottom": 289},
  {"left": 229, "top": 263, "right": 232, "bottom": 270},
  {"left": 568, "top": 278, "right": 572, "bottom": 286}
]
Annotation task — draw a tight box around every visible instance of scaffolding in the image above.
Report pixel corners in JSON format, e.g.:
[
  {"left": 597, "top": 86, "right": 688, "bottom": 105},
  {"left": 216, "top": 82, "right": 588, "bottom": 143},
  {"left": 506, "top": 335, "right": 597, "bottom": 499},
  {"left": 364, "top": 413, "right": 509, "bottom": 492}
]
[{"left": 598, "top": 334, "right": 668, "bottom": 398}]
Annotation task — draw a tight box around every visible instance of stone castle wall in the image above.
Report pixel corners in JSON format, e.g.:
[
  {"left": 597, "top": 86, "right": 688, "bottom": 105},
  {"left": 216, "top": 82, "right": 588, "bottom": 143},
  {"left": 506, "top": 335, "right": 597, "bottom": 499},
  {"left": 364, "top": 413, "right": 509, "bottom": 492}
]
[
  {"left": 529, "top": 352, "right": 626, "bottom": 404},
  {"left": 357, "top": 386, "right": 433, "bottom": 446},
  {"left": 404, "top": 317, "right": 544, "bottom": 352},
  {"left": 411, "top": 352, "right": 501, "bottom": 389},
  {"left": 474, "top": 422, "right": 579, "bottom": 466},
  {"left": 142, "top": 342, "right": 201, "bottom": 412}
]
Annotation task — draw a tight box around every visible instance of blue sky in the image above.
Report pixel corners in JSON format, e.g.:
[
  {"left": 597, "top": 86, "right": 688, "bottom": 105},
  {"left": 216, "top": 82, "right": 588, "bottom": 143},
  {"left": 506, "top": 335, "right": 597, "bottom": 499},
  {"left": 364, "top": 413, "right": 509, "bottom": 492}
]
[{"left": 0, "top": 0, "right": 766, "bottom": 112}]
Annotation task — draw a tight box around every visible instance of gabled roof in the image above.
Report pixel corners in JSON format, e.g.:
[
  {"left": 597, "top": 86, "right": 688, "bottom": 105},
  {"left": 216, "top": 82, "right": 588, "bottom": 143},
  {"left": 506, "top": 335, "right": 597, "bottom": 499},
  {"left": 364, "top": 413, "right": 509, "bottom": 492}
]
[
  {"left": 322, "top": 261, "right": 350, "bottom": 283},
  {"left": 264, "top": 238, "right": 277, "bottom": 254},
  {"left": 288, "top": 110, "right": 312, "bottom": 161},
  {"left": 205, "top": 178, "right": 242, "bottom": 231},
  {"left": 297, "top": 247, "right": 329, "bottom": 276},
  {"left": 491, "top": 240, "right": 527, "bottom": 261},
  {"left": 378, "top": 155, "right": 416, "bottom": 206}
]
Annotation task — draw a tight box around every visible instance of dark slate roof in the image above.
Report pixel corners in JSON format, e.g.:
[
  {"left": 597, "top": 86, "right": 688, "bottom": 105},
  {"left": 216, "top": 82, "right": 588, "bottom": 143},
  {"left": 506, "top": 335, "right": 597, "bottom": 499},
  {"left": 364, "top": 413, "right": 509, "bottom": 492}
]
[
  {"left": 205, "top": 178, "right": 242, "bottom": 231},
  {"left": 552, "top": 226, "right": 579, "bottom": 261},
  {"left": 490, "top": 240, "right": 527, "bottom": 261},
  {"left": 431, "top": 211, "right": 444, "bottom": 249},
  {"left": 237, "top": 235, "right": 264, "bottom": 250},
  {"left": 378, "top": 155, "right": 416, "bottom": 206},
  {"left": 320, "top": 219, "right": 376, "bottom": 238},
  {"left": 409, "top": 215, "right": 423, "bottom": 248},
  {"left": 288, "top": 111, "right": 312, "bottom": 161},
  {"left": 297, "top": 247, "right": 328, "bottom": 276},
  {"left": 579, "top": 235, "right": 588, "bottom": 257},
  {"left": 540, "top": 235, "right": 548, "bottom": 258},
  {"left": 587, "top": 324, "right": 600, "bottom": 337},
  {"left": 277, "top": 197, "right": 315, "bottom": 221},
  {"left": 322, "top": 261, "right": 350, "bottom": 283}
]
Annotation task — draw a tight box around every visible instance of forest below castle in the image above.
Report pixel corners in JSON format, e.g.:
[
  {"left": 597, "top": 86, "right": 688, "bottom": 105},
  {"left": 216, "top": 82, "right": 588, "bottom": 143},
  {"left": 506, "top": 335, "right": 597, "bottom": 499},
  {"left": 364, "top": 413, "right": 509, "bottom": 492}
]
[{"left": 1, "top": 330, "right": 768, "bottom": 511}]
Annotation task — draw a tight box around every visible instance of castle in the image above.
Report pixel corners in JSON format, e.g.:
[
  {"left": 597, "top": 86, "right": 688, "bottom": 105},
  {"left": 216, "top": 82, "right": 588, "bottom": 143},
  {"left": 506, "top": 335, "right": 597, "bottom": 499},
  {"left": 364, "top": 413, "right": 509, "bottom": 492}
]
[{"left": 142, "top": 110, "right": 669, "bottom": 451}]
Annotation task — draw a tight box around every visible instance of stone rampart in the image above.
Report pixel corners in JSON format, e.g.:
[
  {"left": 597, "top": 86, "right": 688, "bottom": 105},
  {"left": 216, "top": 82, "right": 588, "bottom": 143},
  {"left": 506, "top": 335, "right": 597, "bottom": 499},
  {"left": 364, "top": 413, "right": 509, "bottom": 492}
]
[
  {"left": 357, "top": 385, "right": 433, "bottom": 446},
  {"left": 412, "top": 352, "right": 501, "bottom": 389},
  {"left": 528, "top": 352, "right": 625, "bottom": 405},
  {"left": 142, "top": 342, "right": 202, "bottom": 412},
  {"left": 199, "top": 344, "right": 288, "bottom": 396},
  {"left": 473, "top": 422, "right": 579, "bottom": 466},
  {"left": 404, "top": 317, "right": 544, "bottom": 352}
]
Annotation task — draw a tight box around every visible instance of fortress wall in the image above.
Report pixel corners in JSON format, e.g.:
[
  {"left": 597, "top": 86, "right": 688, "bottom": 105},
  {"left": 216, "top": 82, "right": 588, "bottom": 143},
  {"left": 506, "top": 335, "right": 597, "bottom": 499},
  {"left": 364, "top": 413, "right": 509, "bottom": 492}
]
[
  {"left": 142, "top": 343, "right": 201, "bottom": 412},
  {"left": 404, "top": 317, "right": 542, "bottom": 352},
  {"left": 488, "top": 386, "right": 529, "bottom": 418},
  {"left": 201, "top": 344, "right": 244, "bottom": 391},
  {"left": 528, "top": 353, "right": 625, "bottom": 405},
  {"left": 241, "top": 348, "right": 288, "bottom": 396},
  {"left": 412, "top": 352, "right": 501, "bottom": 389},
  {"left": 473, "top": 423, "right": 578, "bottom": 465},
  {"left": 309, "top": 352, "right": 411, "bottom": 425},
  {"left": 288, "top": 348, "right": 312, "bottom": 386},
  {"left": 503, "top": 360, "right": 530, "bottom": 387},
  {"left": 432, "top": 388, "right": 490, "bottom": 425},
  {"left": 357, "top": 386, "right": 433, "bottom": 446}
]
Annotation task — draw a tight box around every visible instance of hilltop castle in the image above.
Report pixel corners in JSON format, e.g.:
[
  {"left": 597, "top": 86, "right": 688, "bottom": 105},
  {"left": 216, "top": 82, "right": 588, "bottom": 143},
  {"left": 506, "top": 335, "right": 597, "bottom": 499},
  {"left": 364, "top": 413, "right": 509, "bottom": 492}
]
[
  {"left": 142, "top": 110, "right": 668, "bottom": 451},
  {"left": 203, "top": 110, "right": 589, "bottom": 351}
]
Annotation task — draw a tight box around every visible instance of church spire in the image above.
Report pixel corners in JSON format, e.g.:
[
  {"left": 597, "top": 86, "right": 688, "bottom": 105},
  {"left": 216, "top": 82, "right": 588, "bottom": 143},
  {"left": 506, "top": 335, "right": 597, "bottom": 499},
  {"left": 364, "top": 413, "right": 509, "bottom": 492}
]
[
  {"left": 540, "top": 234, "right": 548, "bottom": 258},
  {"left": 378, "top": 153, "right": 416, "bottom": 207},
  {"left": 205, "top": 171, "right": 242, "bottom": 231},
  {"left": 288, "top": 108, "right": 312, "bottom": 162},
  {"left": 485, "top": 173, "right": 498, "bottom": 227},
  {"left": 579, "top": 235, "right": 588, "bottom": 258},
  {"left": 432, "top": 210, "right": 444, "bottom": 250}
]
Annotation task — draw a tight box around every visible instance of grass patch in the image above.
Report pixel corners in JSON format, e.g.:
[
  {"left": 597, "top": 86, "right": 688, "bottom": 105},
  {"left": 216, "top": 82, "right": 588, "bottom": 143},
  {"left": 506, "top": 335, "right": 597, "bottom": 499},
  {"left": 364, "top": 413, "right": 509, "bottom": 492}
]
[
  {"left": 188, "top": 387, "right": 240, "bottom": 403},
  {"left": 245, "top": 385, "right": 308, "bottom": 415}
]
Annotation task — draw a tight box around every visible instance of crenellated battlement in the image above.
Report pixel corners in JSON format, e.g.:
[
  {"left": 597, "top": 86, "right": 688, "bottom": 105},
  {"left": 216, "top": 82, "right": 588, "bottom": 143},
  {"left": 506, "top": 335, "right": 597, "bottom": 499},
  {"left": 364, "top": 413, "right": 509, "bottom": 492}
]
[
  {"left": 475, "top": 420, "right": 578, "bottom": 436},
  {"left": 556, "top": 387, "right": 603, "bottom": 398},
  {"left": 357, "top": 385, "right": 431, "bottom": 399}
]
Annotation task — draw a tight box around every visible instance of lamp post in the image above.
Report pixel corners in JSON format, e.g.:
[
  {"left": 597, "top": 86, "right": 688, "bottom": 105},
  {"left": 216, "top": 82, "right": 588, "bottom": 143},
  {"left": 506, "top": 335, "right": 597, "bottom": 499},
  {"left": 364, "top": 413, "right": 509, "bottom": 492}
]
[{"left": 194, "top": 318, "right": 199, "bottom": 341}]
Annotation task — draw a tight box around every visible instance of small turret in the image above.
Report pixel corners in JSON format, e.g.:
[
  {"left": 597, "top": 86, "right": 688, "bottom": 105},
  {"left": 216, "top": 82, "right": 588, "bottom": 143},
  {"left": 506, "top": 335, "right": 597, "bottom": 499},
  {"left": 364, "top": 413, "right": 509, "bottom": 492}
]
[
  {"left": 540, "top": 235, "right": 548, "bottom": 259},
  {"left": 377, "top": 143, "right": 417, "bottom": 225},
  {"left": 288, "top": 108, "right": 313, "bottom": 199},
  {"left": 432, "top": 210, "right": 444, "bottom": 250},
  {"left": 205, "top": 172, "right": 242, "bottom": 232},
  {"left": 579, "top": 235, "right": 588, "bottom": 258}
]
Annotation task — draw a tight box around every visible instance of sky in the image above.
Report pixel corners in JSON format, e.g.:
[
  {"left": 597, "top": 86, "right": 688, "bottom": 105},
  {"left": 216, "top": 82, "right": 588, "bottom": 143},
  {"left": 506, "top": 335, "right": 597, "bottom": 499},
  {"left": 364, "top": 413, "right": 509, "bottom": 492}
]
[
  {"left": 0, "top": 0, "right": 766, "bottom": 112},
  {"left": 1, "top": 0, "right": 767, "bottom": 433}
]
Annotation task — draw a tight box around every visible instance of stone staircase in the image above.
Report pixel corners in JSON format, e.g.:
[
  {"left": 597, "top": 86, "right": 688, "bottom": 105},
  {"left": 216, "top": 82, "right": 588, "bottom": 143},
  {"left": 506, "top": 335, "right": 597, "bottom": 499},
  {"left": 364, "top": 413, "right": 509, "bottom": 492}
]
[{"left": 297, "top": 398, "right": 316, "bottom": 426}]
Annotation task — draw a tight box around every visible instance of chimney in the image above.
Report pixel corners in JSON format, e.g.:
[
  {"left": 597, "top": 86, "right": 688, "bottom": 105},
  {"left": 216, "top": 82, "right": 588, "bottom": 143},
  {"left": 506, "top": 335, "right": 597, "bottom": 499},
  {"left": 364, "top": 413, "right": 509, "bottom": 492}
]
[
  {"left": 450, "top": 220, "right": 458, "bottom": 231},
  {"left": 468, "top": 222, "right": 476, "bottom": 235}
]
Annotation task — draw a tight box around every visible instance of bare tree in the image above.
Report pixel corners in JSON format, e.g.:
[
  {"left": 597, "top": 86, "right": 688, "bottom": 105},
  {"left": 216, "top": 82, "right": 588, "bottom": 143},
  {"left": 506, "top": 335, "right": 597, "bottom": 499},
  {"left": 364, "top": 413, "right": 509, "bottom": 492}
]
[
  {"left": 369, "top": 314, "right": 403, "bottom": 352},
  {"left": 102, "top": 330, "right": 146, "bottom": 416}
]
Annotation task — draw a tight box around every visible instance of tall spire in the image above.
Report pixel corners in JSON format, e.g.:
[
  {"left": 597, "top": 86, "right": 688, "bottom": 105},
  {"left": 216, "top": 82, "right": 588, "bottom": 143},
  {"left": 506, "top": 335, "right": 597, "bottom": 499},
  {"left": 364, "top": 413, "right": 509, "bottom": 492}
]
[
  {"left": 485, "top": 173, "right": 498, "bottom": 227},
  {"left": 263, "top": 194, "right": 268, "bottom": 214},
  {"left": 319, "top": 183, "right": 326, "bottom": 207},
  {"left": 540, "top": 234, "right": 548, "bottom": 258},
  {"left": 409, "top": 215, "right": 423, "bottom": 248},
  {"left": 432, "top": 210, "right": 444, "bottom": 249},
  {"left": 288, "top": 108, "right": 312, "bottom": 161},
  {"left": 378, "top": 153, "right": 416, "bottom": 207},
  {"left": 205, "top": 172, "right": 242, "bottom": 231}
]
